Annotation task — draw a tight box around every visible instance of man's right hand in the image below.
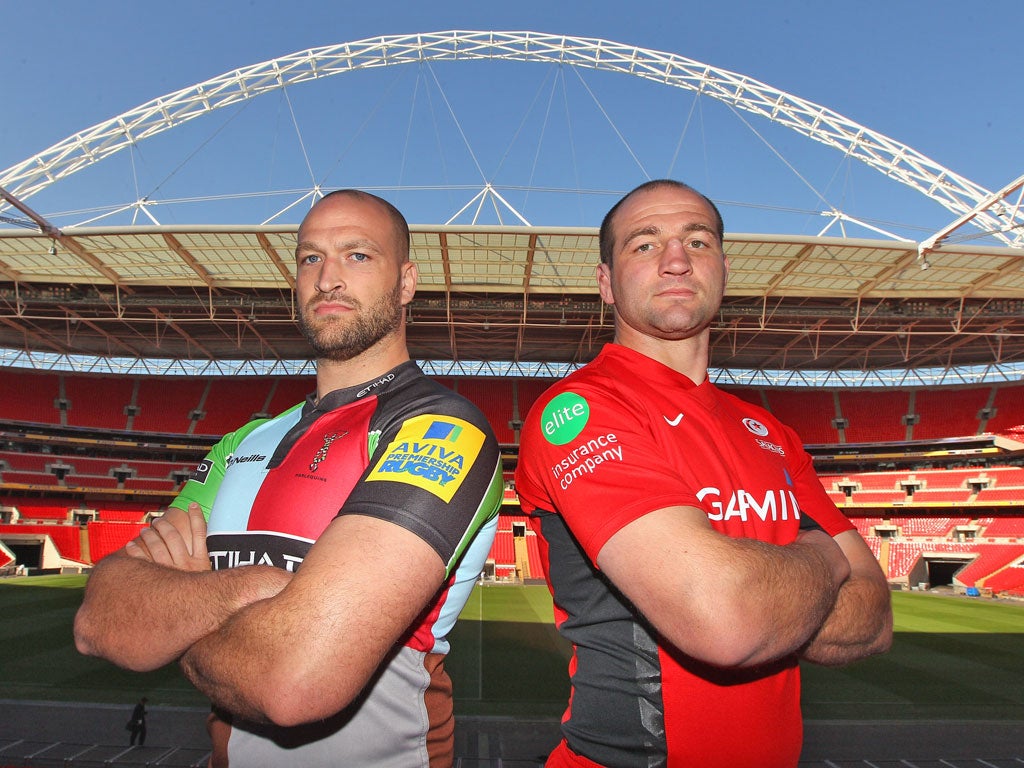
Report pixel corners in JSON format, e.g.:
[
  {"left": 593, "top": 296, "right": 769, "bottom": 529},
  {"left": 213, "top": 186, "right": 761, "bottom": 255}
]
[
  {"left": 794, "top": 528, "right": 851, "bottom": 588},
  {"left": 126, "top": 504, "right": 210, "bottom": 572}
]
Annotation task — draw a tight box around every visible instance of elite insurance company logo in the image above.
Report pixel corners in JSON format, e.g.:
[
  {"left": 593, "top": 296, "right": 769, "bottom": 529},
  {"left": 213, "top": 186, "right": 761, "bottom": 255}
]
[
  {"left": 540, "top": 391, "right": 590, "bottom": 445},
  {"left": 366, "top": 414, "right": 485, "bottom": 502}
]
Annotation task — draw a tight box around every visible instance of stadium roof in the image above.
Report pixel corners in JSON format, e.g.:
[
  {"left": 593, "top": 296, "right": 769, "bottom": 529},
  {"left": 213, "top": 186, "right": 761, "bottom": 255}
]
[{"left": 1, "top": 224, "right": 1022, "bottom": 376}]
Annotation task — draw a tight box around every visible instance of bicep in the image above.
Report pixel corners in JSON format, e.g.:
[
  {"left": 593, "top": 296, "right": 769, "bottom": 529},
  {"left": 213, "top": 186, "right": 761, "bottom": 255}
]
[{"left": 597, "top": 506, "right": 738, "bottom": 640}]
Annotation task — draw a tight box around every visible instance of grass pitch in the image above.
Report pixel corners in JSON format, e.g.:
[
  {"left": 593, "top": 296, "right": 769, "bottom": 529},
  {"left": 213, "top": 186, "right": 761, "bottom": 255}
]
[{"left": 1, "top": 576, "right": 1021, "bottom": 720}]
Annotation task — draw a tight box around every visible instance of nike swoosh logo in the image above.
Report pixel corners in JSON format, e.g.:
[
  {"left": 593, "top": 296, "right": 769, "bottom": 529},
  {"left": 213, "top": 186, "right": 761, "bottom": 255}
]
[{"left": 664, "top": 413, "right": 684, "bottom": 426}]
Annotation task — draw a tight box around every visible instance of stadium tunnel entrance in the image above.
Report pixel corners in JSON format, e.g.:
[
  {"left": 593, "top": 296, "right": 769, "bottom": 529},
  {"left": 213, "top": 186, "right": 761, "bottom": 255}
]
[{"left": 908, "top": 553, "right": 975, "bottom": 588}]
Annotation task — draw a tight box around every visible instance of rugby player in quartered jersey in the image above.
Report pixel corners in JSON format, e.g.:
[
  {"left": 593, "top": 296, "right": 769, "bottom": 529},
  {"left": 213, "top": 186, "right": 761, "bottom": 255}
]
[{"left": 172, "top": 361, "right": 502, "bottom": 766}]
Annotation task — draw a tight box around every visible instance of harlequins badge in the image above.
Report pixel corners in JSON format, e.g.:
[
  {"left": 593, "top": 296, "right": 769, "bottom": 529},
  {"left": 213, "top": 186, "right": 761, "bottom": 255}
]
[{"left": 309, "top": 431, "right": 348, "bottom": 472}]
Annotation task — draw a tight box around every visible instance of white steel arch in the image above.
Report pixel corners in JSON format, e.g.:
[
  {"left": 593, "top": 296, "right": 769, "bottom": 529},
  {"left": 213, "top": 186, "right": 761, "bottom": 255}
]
[{"left": 2, "top": 30, "right": 1020, "bottom": 246}]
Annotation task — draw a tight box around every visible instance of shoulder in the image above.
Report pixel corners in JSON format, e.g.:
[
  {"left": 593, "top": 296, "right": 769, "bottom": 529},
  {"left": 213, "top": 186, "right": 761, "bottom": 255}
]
[
  {"left": 527, "top": 359, "right": 624, "bottom": 420},
  {"left": 370, "top": 371, "right": 499, "bottom": 454},
  {"left": 217, "top": 402, "right": 301, "bottom": 449}
]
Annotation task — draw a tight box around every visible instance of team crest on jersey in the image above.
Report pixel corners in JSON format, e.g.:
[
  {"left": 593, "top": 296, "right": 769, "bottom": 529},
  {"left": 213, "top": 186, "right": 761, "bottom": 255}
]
[
  {"left": 366, "top": 415, "right": 484, "bottom": 502},
  {"left": 309, "top": 430, "right": 348, "bottom": 473},
  {"left": 742, "top": 418, "right": 769, "bottom": 436}
]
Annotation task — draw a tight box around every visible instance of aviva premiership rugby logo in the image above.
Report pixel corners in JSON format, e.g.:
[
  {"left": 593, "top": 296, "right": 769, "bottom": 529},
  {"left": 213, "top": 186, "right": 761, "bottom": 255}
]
[{"left": 366, "top": 415, "right": 485, "bottom": 502}]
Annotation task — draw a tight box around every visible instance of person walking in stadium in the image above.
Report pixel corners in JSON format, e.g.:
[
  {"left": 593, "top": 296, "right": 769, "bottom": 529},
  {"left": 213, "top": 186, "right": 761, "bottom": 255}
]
[
  {"left": 127, "top": 697, "right": 147, "bottom": 746},
  {"left": 514, "top": 179, "right": 893, "bottom": 768},
  {"left": 75, "top": 189, "right": 504, "bottom": 767}
]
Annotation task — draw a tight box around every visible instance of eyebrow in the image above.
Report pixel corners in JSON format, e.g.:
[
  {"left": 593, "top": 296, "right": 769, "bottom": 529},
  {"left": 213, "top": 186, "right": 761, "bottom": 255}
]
[
  {"left": 620, "top": 222, "right": 720, "bottom": 250},
  {"left": 294, "top": 238, "right": 383, "bottom": 259}
]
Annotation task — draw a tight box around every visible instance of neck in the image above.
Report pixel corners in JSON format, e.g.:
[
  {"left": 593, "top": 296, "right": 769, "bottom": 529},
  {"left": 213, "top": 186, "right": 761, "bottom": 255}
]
[
  {"left": 613, "top": 327, "right": 711, "bottom": 385},
  {"left": 314, "top": 333, "right": 411, "bottom": 400}
]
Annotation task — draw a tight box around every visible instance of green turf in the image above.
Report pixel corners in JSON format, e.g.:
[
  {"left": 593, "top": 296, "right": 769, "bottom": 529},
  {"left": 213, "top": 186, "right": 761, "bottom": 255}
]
[
  {"left": 802, "top": 591, "right": 1024, "bottom": 720},
  {"left": 2, "top": 576, "right": 1022, "bottom": 720}
]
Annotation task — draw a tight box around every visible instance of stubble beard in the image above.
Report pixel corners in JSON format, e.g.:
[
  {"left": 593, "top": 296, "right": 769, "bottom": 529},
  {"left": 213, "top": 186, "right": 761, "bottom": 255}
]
[{"left": 299, "top": 282, "right": 404, "bottom": 362}]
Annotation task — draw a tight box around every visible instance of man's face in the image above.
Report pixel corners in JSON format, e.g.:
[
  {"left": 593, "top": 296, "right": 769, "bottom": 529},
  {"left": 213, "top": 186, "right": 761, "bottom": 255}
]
[
  {"left": 597, "top": 186, "right": 729, "bottom": 343},
  {"left": 295, "top": 195, "right": 415, "bottom": 361}
]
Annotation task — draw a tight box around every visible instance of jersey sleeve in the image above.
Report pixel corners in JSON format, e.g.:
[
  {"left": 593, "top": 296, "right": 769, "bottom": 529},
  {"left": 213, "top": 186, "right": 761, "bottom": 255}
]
[
  {"left": 168, "top": 417, "right": 270, "bottom": 520},
  {"left": 515, "top": 380, "right": 698, "bottom": 564},
  {"left": 779, "top": 424, "right": 854, "bottom": 538},
  {"left": 340, "top": 391, "right": 503, "bottom": 578}
]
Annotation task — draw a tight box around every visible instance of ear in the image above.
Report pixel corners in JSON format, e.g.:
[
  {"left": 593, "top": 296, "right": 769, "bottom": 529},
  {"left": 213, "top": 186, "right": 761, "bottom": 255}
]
[
  {"left": 400, "top": 262, "right": 418, "bottom": 306},
  {"left": 597, "top": 263, "right": 615, "bottom": 306}
]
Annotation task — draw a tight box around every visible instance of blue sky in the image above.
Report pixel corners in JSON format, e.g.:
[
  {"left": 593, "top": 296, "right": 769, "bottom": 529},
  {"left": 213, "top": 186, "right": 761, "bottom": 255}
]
[{"left": 2, "top": 0, "right": 1021, "bottom": 237}]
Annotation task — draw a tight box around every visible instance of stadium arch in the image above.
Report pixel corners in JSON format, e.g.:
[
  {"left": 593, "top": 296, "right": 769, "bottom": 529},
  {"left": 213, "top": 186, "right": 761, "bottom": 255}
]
[{"left": 1, "top": 30, "right": 1022, "bottom": 247}]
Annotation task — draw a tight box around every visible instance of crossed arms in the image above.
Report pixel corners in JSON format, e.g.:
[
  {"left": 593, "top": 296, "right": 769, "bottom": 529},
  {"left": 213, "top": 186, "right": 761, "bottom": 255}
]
[
  {"left": 596, "top": 505, "right": 892, "bottom": 668},
  {"left": 74, "top": 504, "right": 445, "bottom": 726}
]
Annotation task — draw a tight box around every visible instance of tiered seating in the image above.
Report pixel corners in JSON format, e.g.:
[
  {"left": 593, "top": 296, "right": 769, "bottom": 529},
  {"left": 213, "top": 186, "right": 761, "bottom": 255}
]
[
  {"left": 0, "top": 523, "right": 82, "bottom": 560},
  {"left": 887, "top": 542, "right": 923, "bottom": 578},
  {"left": 63, "top": 374, "right": 134, "bottom": 430},
  {"left": 986, "top": 383, "right": 1024, "bottom": 433},
  {"left": 484, "top": 514, "right": 546, "bottom": 579},
  {"left": 61, "top": 456, "right": 126, "bottom": 476},
  {"left": 95, "top": 501, "right": 154, "bottom": 523},
  {"left": 847, "top": 473, "right": 907, "bottom": 505},
  {"left": 864, "top": 535, "right": 882, "bottom": 560},
  {"left": 1, "top": 471, "right": 60, "bottom": 486},
  {"left": 847, "top": 517, "right": 883, "bottom": 537},
  {"left": 0, "top": 451, "right": 59, "bottom": 473},
  {"left": 65, "top": 474, "right": 120, "bottom": 489},
  {"left": 132, "top": 378, "right": 208, "bottom": 433},
  {"left": 980, "top": 517, "right": 1024, "bottom": 537},
  {"left": 856, "top": 472, "right": 904, "bottom": 492},
  {"left": 886, "top": 542, "right": 976, "bottom": 579},
  {"left": 526, "top": 534, "right": 546, "bottom": 580},
  {"left": 0, "top": 368, "right": 61, "bottom": 424},
  {"left": 516, "top": 379, "right": 558, "bottom": 422},
  {"left": 123, "top": 477, "right": 178, "bottom": 492},
  {"left": 912, "top": 387, "right": 989, "bottom": 439},
  {"left": 907, "top": 488, "right": 973, "bottom": 505},
  {"left": 195, "top": 379, "right": 277, "bottom": 436},
  {"left": 86, "top": 521, "right": 147, "bottom": 562},
  {"left": 958, "top": 544, "right": 1024, "bottom": 587},
  {"left": 132, "top": 459, "right": 193, "bottom": 480},
  {"left": 825, "top": 490, "right": 848, "bottom": 506},
  {"left": 988, "top": 466, "right": 1024, "bottom": 484},
  {"left": 489, "top": 530, "right": 515, "bottom": 564},
  {"left": 839, "top": 390, "right": 908, "bottom": 443},
  {"left": 917, "top": 468, "right": 989, "bottom": 490},
  {"left": 763, "top": 390, "right": 838, "bottom": 444},
  {"left": 97, "top": 508, "right": 149, "bottom": 523},
  {"left": 983, "top": 564, "right": 1024, "bottom": 595},
  {"left": 457, "top": 379, "right": 516, "bottom": 444},
  {"left": 7, "top": 501, "right": 69, "bottom": 521},
  {"left": 976, "top": 487, "right": 1024, "bottom": 504},
  {"left": 888, "top": 516, "right": 969, "bottom": 537},
  {"left": 265, "top": 378, "right": 315, "bottom": 417},
  {"left": 845, "top": 491, "right": 906, "bottom": 505}
]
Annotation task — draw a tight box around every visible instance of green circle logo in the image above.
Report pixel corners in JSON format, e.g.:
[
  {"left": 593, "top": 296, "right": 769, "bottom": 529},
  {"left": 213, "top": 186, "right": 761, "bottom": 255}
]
[{"left": 540, "top": 392, "right": 590, "bottom": 445}]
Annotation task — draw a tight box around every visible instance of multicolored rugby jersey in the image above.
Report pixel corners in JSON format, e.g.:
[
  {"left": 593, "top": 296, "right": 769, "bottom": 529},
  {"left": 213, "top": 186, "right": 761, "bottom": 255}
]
[
  {"left": 515, "top": 344, "right": 854, "bottom": 768},
  {"left": 171, "top": 361, "right": 503, "bottom": 767}
]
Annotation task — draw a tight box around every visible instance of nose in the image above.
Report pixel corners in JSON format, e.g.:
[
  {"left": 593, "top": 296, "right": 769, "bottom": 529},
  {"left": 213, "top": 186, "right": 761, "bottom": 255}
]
[
  {"left": 315, "top": 256, "right": 345, "bottom": 294},
  {"left": 660, "top": 238, "right": 693, "bottom": 275}
]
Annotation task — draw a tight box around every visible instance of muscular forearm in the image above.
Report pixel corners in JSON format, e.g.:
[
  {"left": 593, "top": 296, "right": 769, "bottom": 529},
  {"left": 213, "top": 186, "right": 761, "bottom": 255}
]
[
  {"left": 180, "top": 515, "right": 448, "bottom": 728},
  {"left": 800, "top": 575, "right": 892, "bottom": 665},
  {"left": 74, "top": 553, "right": 289, "bottom": 671},
  {"left": 180, "top": 598, "right": 292, "bottom": 723},
  {"left": 599, "top": 511, "right": 849, "bottom": 669},
  {"left": 800, "top": 533, "right": 893, "bottom": 666},
  {"left": 708, "top": 534, "right": 846, "bottom": 666}
]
